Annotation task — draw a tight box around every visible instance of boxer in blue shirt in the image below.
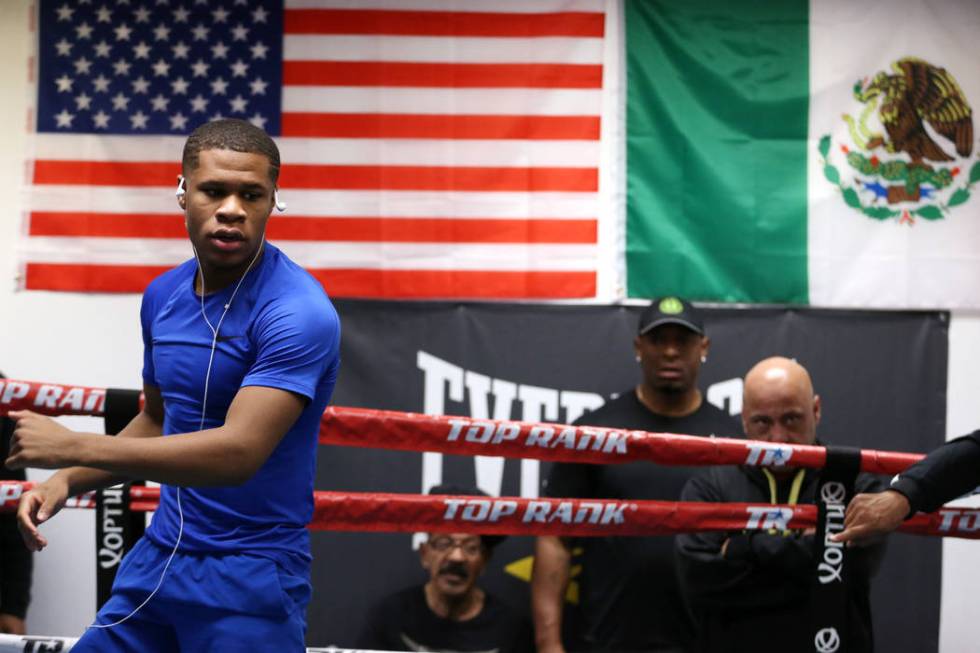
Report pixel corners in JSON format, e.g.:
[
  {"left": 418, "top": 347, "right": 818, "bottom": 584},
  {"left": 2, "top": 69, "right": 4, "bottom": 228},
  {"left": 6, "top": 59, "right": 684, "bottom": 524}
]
[{"left": 6, "top": 118, "right": 340, "bottom": 651}]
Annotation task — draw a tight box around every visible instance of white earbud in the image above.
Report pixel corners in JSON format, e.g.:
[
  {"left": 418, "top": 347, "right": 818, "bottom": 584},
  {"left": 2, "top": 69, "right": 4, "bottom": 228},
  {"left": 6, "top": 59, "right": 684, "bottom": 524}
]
[
  {"left": 274, "top": 189, "right": 286, "bottom": 212},
  {"left": 176, "top": 175, "right": 186, "bottom": 198}
]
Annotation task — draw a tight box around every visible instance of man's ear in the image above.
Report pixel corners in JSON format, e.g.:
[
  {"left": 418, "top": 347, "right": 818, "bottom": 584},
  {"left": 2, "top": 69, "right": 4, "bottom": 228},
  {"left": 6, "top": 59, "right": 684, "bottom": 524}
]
[
  {"left": 176, "top": 175, "right": 187, "bottom": 211},
  {"left": 813, "top": 394, "right": 822, "bottom": 425}
]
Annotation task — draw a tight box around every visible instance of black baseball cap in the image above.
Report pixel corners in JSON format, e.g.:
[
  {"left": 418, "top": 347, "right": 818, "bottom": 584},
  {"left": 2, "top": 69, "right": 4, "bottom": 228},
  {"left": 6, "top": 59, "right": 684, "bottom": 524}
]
[
  {"left": 637, "top": 296, "right": 705, "bottom": 336},
  {"left": 428, "top": 483, "right": 506, "bottom": 550}
]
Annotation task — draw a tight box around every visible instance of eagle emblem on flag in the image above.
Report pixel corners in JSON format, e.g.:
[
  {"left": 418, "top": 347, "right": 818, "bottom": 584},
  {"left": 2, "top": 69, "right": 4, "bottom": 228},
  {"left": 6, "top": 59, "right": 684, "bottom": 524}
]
[{"left": 819, "top": 57, "right": 980, "bottom": 224}]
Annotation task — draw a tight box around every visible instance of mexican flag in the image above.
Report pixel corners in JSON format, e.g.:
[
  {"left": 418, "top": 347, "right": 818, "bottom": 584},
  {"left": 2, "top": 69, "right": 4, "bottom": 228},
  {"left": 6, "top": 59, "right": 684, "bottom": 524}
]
[{"left": 625, "top": 0, "right": 980, "bottom": 308}]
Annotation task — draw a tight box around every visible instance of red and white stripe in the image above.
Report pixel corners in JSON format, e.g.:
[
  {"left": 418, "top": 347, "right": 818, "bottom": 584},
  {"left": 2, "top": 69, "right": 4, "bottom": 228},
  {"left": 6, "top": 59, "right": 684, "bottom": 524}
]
[{"left": 21, "top": 0, "right": 606, "bottom": 298}]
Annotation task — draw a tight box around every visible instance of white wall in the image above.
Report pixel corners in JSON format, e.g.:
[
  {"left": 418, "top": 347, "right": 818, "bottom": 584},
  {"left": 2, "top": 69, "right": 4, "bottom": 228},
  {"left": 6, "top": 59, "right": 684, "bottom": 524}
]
[
  {"left": 940, "top": 315, "right": 980, "bottom": 652},
  {"left": 1, "top": 0, "right": 979, "bottom": 647},
  {"left": 0, "top": 1, "right": 144, "bottom": 636}
]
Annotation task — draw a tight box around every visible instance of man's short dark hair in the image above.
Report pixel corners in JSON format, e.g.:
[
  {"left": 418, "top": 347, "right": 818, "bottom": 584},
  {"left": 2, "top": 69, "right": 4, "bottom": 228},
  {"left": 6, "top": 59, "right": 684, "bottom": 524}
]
[{"left": 182, "top": 118, "right": 281, "bottom": 184}]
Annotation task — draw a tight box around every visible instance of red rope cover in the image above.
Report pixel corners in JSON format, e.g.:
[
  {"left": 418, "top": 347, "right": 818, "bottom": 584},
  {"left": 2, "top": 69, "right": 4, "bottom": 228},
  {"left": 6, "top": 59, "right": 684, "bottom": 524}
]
[
  {"left": 1, "top": 481, "right": 977, "bottom": 540},
  {"left": 0, "top": 379, "right": 107, "bottom": 417},
  {"left": 319, "top": 406, "right": 925, "bottom": 475},
  {"left": 0, "top": 379, "right": 925, "bottom": 474}
]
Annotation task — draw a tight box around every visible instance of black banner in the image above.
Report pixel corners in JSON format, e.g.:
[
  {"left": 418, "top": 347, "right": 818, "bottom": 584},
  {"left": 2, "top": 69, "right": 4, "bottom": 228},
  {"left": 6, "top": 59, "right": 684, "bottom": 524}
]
[{"left": 310, "top": 301, "right": 947, "bottom": 652}]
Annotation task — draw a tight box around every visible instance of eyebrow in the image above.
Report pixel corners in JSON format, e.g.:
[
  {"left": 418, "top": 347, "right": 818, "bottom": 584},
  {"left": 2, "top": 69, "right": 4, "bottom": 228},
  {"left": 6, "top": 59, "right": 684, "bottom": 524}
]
[{"left": 198, "top": 180, "right": 269, "bottom": 191}]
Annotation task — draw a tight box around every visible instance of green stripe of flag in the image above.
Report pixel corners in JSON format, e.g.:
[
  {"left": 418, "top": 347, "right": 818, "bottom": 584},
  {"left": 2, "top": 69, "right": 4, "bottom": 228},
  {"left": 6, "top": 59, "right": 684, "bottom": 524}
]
[{"left": 625, "top": 0, "right": 810, "bottom": 302}]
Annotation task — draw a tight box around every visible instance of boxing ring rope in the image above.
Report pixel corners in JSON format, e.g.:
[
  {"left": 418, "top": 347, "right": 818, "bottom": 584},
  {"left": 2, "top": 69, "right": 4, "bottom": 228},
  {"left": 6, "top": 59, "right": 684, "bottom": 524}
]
[
  {"left": 0, "top": 379, "right": 976, "bottom": 539},
  {"left": 0, "top": 378, "right": 925, "bottom": 473},
  {"left": 2, "top": 377, "right": 978, "bottom": 649},
  {"left": 0, "top": 479, "right": 976, "bottom": 539},
  {"left": 318, "top": 406, "right": 924, "bottom": 475},
  {"left": 0, "top": 634, "right": 397, "bottom": 653}
]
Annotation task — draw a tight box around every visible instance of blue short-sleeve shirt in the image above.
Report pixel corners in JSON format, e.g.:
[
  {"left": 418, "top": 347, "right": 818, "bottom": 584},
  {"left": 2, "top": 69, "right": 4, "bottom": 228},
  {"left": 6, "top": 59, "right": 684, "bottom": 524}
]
[{"left": 139, "top": 243, "right": 340, "bottom": 572}]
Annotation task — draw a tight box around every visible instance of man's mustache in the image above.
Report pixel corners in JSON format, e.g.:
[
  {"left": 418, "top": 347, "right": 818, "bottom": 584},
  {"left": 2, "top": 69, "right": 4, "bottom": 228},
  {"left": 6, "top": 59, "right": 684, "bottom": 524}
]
[{"left": 438, "top": 562, "right": 470, "bottom": 579}]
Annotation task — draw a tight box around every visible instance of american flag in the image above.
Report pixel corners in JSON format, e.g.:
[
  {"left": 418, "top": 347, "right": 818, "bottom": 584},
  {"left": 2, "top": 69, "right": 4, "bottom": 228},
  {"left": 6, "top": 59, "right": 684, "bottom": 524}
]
[{"left": 22, "top": 0, "right": 605, "bottom": 298}]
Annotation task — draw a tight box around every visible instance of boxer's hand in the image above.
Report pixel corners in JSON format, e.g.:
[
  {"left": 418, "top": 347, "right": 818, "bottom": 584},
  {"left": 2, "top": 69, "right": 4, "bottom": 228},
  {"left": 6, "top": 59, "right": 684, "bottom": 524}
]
[
  {"left": 16, "top": 476, "right": 69, "bottom": 552},
  {"left": 5, "top": 410, "right": 83, "bottom": 470}
]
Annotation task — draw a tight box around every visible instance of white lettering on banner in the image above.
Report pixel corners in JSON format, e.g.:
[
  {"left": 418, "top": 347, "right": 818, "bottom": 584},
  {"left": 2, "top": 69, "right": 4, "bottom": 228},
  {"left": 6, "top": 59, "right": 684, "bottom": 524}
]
[
  {"left": 492, "top": 423, "right": 521, "bottom": 444},
  {"left": 0, "top": 381, "right": 105, "bottom": 414},
  {"left": 744, "top": 442, "right": 793, "bottom": 466},
  {"left": 461, "top": 500, "right": 491, "bottom": 521},
  {"left": 937, "top": 509, "right": 980, "bottom": 533},
  {"left": 818, "top": 483, "right": 847, "bottom": 585},
  {"left": 526, "top": 426, "right": 553, "bottom": 447},
  {"left": 466, "top": 422, "right": 496, "bottom": 444},
  {"left": 443, "top": 498, "right": 517, "bottom": 523},
  {"left": 0, "top": 483, "right": 23, "bottom": 509},
  {"left": 417, "top": 349, "right": 606, "bottom": 549},
  {"left": 744, "top": 506, "right": 793, "bottom": 530},
  {"left": 0, "top": 380, "right": 30, "bottom": 405},
  {"left": 34, "top": 385, "right": 63, "bottom": 408},
  {"left": 706, "top": 377, "right": 743, "bottom": 417},
  {"left": 442, "top": 417, "right": 630, "bottom": 456},
  {"left": 445, "top": 498, "right": 634, "bottom": 527},
  {"left": 98, "top": 485, "right": 126, "bottom": 569},
  {"left": 58, "top": 387, "right": 86, "bottom": 411},
  {"left": 521, "top": 500, "right": 634, "bottom": 525},
  {"left": 489, "top": 501, "right": 518, "bottom": 521}
]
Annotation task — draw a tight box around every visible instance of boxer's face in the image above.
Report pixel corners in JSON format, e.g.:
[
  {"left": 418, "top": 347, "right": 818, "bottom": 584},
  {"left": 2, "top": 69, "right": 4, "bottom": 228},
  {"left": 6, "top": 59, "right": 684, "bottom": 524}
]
[
  {"left": 420, "top": 534, "right": 487, "bottom": 599},
  {"left": 634, "top": 324, "right": 708, "bottom": 394},
  {"left": 179, "top": 148, "right": 275, "bottom": 282}
]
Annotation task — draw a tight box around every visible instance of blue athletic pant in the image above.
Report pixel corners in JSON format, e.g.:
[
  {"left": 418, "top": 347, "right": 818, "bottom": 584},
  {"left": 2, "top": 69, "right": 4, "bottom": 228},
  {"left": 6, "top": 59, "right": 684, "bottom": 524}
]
[{"left": 72, "top": 538, "right": 310, "bottom": 652}]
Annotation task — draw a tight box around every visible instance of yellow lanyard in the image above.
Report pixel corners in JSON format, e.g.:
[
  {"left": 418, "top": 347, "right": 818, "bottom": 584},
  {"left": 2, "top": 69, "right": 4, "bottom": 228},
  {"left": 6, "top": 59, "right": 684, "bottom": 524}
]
[{"left": 761, "top": 467, "right": 806, "bottom": 535}]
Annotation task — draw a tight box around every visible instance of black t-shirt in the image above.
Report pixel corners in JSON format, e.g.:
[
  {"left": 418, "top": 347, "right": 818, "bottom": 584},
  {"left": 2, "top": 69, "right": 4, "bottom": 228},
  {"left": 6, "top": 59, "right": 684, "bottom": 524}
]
[
  {"left": 358, "top": 585, "right": 534, "bottom": 653},
  {"left": 544, "top": 390, "right": 739, "bottom": 652}
]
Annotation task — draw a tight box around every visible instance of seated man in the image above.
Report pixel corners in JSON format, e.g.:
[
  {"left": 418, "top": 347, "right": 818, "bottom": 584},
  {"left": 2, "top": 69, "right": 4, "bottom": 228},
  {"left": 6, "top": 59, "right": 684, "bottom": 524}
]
[
  {"left": 359, "top": 484, "right": 533, "bottom": 653},
  {"left": 675, "top": 357, "right": 885, "bottom": 653}
]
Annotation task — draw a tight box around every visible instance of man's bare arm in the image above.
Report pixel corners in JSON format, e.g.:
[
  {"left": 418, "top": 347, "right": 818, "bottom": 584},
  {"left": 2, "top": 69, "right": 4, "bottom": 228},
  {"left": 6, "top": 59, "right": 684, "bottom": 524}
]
[
  {"left": 49, "top": 383, "right": 167, "bottom": 496},
  {"left": 12, "top": 383, "right": 166, "bottom": 551},
  {"left": 531, "top": 535, "right": 572, "bottom": 653},
  {"left": 7, "top": 384, "right": 304, "bottom": 487}
]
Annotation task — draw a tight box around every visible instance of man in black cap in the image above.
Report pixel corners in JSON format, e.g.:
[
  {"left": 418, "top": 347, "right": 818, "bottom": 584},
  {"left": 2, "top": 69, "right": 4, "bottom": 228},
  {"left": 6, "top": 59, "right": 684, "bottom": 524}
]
[
  {"left": 531, "top": 297, "right": 738, "bottom": 653},
  {"left": 358, "top": 484, "right": 533, "bottom": 653}
]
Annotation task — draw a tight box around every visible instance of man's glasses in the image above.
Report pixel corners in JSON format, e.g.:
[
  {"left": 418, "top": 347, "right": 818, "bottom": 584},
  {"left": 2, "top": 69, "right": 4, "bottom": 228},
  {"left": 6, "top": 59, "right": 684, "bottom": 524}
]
[{"left": 427, "top": 537, "right": 484, "bottom": 557}]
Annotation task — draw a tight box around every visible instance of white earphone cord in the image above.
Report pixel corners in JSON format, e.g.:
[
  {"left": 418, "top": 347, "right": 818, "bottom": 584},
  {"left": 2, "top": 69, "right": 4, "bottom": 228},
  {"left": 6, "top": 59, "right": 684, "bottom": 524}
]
[{"left": 90, "top": 238, "right": 264, "bottom": 629}]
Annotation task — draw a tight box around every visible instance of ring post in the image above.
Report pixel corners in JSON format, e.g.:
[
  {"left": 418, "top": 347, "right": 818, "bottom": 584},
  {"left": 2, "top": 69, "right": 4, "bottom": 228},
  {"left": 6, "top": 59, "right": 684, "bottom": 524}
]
[
  {"left": 95, "top": 388, "right": 144, "bottom": 608},
  {"left": 811, "top": 446, "right": 862, "bottom": 653}
]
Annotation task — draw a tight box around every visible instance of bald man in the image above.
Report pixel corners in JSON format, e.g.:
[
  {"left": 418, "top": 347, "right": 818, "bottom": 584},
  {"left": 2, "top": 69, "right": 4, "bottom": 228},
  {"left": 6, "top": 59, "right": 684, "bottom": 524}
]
[{"left": 675, "top": 357, "right": 885, "bottom": 653}]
